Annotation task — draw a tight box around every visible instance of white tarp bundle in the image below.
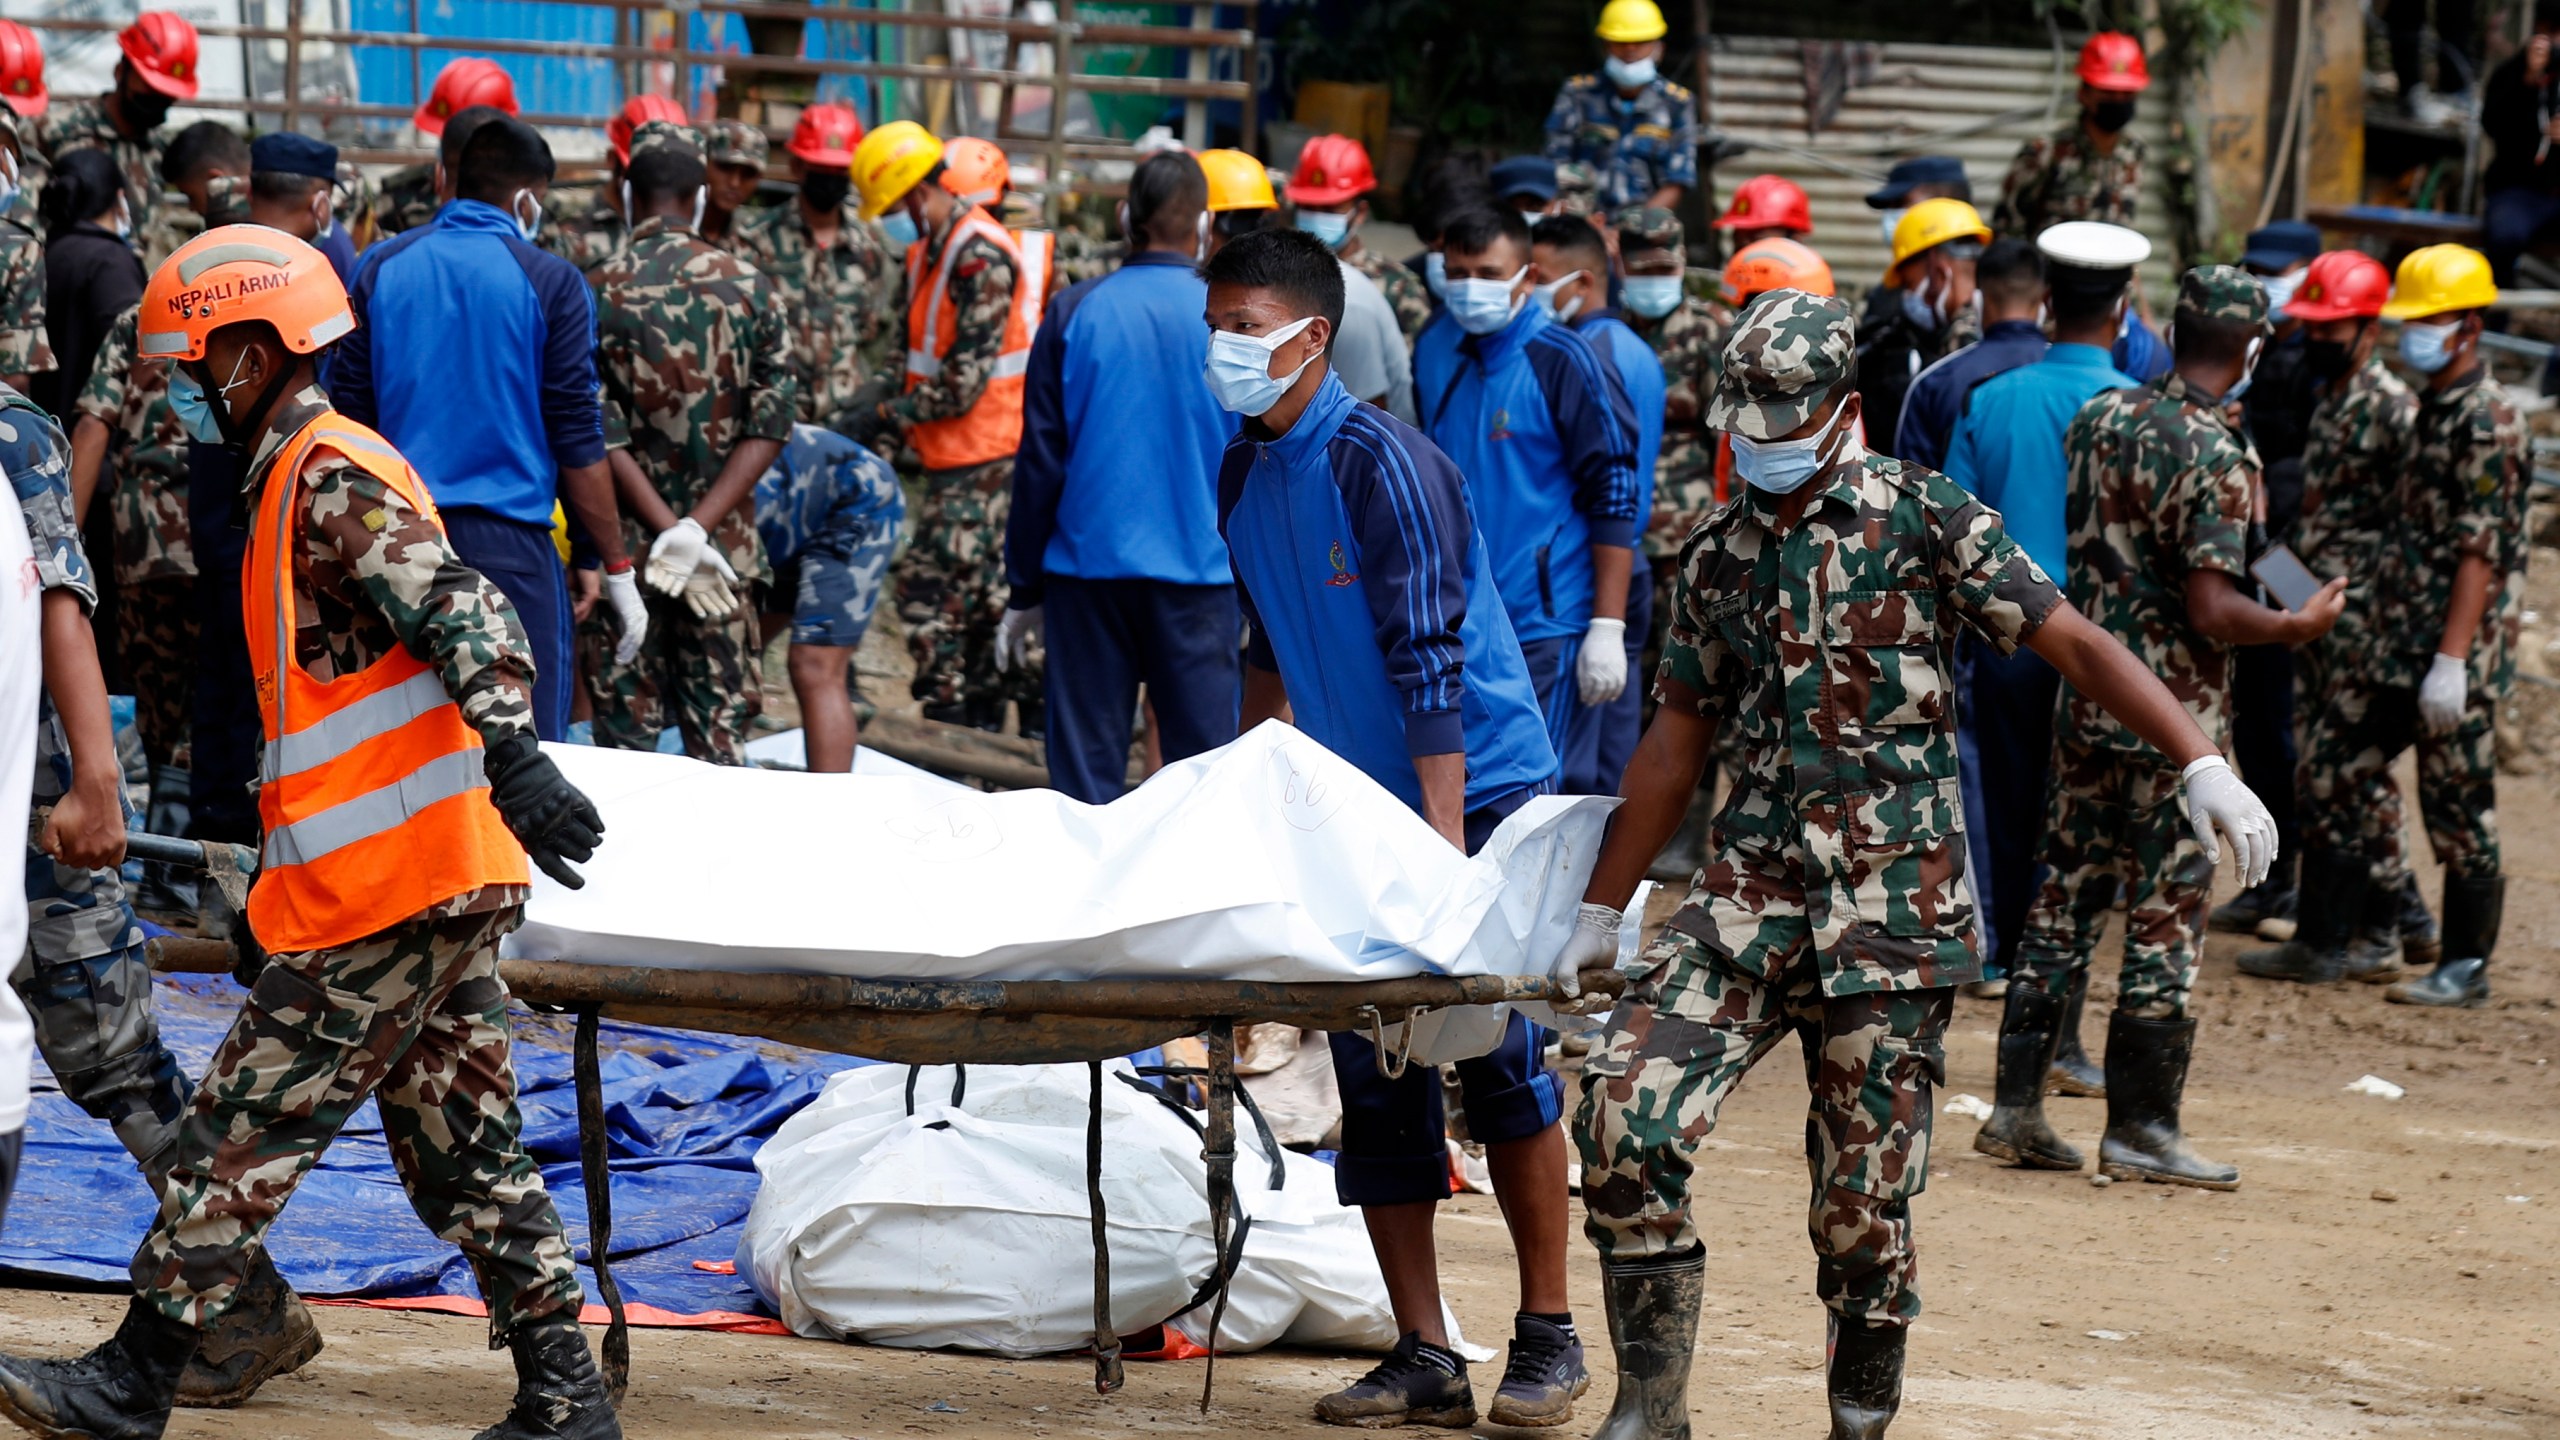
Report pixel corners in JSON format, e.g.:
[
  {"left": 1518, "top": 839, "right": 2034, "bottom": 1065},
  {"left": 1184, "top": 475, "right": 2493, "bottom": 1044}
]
[
  {"left": 508, "top": 722, "right": 1616, "bottom": 988},
  {"left": 739, "top": 1060, "right": 1440, "bottom": 1356}
]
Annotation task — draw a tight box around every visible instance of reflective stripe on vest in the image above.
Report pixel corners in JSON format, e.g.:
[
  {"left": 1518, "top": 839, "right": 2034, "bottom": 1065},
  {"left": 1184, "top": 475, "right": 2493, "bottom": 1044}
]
[
  {"left": 903, "top": 209, "right": 1032, "bottom": 380},
  {"left": 261, "top": 668, "right": 450, "bottom": 782},
  {"left": 263, "top": 747, "right": 490, "bottom": 869},
  {"left": 900, "top": 207, "right": 1035, "bottom": 469}
]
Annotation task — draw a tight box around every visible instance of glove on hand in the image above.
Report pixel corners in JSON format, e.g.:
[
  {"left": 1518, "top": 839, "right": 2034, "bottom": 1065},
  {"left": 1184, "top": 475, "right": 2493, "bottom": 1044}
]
[
  {"left": 1554, "top": 901, "right": 1626, "bottom": 1014},
  {"left": 644, "top": 517, "right": 709, "bottom": 598},
  {"left": 2182, "top": 755, "right": 2275, "bottom": 890},
  {"left": 1577, "top": 618, "right": 1628, "bottom": 706},
  {"left": 2419, "top": 652, "right": 2468, "bottom": 736},
  {"left": 996, "top": 605, "right": 1044, "bottom": 673},
  {"left": 682, "top": 550, "right": 741, "bottom": 621},
  {"left": 483, "top": 734, "right": 607, "bottom": 890},
  {"left": 603, "top": 567, "right": 650, "bottom": 664}
]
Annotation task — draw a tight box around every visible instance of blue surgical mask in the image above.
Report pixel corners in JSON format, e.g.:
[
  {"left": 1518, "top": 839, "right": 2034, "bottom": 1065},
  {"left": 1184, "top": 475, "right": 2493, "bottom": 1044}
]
[
  {"left": 1424, "top": 250, "right": 1447, "bottom": 299},
  {"left": 879, "top": 204, "right": 921, "bottom": 251},
  {"left": 1294, "top": 209, "right": 1351, "bottom": 248},
  {"left": 1448, "top": 267, "right": 1527, "bottom": 335},
  {"left": 1603, "top": 55, "right": 1658, "bottom": 89},
  {"left": 1877, "top": 208, "right": 1907, "bottom": 248},
  {"left": 2399, "top": 318, "right": 2460, "bottom": 375},
  {"left": 1729, "top": 401, "right": 1850, "bottom": 495},
  {"left": 167, "top": 367, "right": 225, "bottom": 445},
  {"left": 1204, "top": 315, "right": 1319, "bottom": 417},
  {"left": 2259, "top": 268, "right": 2304, "bottom": 319},
  {"left": 1623, "top": 274, "right": 1683, "bottom": 319},
  {"left": 1534, "top": 269, "right": 1588, "bottom": 323}
]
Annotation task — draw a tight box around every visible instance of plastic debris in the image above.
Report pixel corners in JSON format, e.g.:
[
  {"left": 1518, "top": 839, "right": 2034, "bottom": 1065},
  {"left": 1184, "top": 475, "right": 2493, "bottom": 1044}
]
[
  {"left": 1942, "top": 1093, "right": 1994, "bottom": 1120},
  {"left": 2086, "top": 1329, "right": 2131, "bottom": 1342},
  {"left": 2343, "top": 1074, "right": 2406, "bottom": 1100}
]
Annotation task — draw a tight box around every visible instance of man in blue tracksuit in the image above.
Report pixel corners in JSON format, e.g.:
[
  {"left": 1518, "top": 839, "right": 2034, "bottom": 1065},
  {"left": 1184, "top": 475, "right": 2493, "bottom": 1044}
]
[
  {"left": 1204, "top": 229, "right": 1587, "bottom": 1432},
  {"left": 1528, "top": 214, "right": 1661, "bottom": 793},
  {"left": 332, "top": 115, "right": 638, "bottom": 741},
  {"left": 1002, "top": 151, "right": 1240, "bottom": 802},
  {"left": 1415, "top": 207, "right": 1641, "bottom": 796}
]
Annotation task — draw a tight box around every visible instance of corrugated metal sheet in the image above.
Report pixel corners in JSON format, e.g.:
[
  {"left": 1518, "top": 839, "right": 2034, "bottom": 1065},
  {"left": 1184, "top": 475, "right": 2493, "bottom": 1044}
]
[{"left": 1704, "top": 36, "right": 2181, "bottom": 304}]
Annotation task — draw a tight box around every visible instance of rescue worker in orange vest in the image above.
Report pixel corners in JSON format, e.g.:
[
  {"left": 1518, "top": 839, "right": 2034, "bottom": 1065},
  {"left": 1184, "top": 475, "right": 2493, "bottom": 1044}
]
[
  {"left": 0, "top": 227, "right": 620, "bottom": 1440},
  {"left": 941, "top": 135, "right": 1060, "bottom": 304},
  {"left": 851, "top": 121, "right": 1043, "bottom": 731}
]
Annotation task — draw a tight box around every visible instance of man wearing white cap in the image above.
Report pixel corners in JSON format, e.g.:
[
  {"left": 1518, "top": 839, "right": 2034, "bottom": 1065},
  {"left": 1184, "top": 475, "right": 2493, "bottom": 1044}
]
[{"left": 1942, "top": 223, "right": 2145, "bottom": 1101}]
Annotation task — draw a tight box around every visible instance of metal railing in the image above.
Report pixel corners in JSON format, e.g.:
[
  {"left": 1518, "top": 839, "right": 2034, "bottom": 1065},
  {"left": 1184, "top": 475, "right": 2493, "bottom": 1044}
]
[{"left": 16, "top": 0, "right": 1258, "bottom": 210}]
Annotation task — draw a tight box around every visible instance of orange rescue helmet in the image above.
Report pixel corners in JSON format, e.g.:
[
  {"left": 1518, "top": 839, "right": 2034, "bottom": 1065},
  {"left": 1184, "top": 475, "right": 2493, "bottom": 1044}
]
[
  {"left": 1712, "top": 173, "right": 1812, "bottom": 235},
  {"left": 139, "top": 225, "right": 356, "bottom": 364},
  {"left": 940, "top": 136, "right": 1008, "bottom": 207},
  {"left": 2077, "top": 32, "right": 2150, "bottom": 94},
  {"left": 608, "top": 94, "right": 688, "bottom": 165},
  {"left": 119, "top": 12, "right": 200, "bottom": 101},
  {"left": 1720, "top": 236, "right": 1834, "bottom": 307},
  {"left": 415, "top": 57, "right": 518, "bottom": 134},
  {"left": 1285, "top": 134, "right": 1378, "bottom": 207},
  {"left": 0, "top": 21, "right": 47, "bottom": 119},
  {"left": 790, "top": 103, "right": 866, "bottom": 170},
  {"left": 2282, "top": 251, "right": 2392, "bottom": 323}
]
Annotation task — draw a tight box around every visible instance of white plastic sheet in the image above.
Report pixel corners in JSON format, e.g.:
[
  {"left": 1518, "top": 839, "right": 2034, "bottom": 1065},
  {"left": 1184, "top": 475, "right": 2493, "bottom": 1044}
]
[
  {"left": 508, "top": 722, "right": 1617, "bottom": 987},
  {"left": 738, "top": 1060, "right": 1442, "bottom": 1356}
]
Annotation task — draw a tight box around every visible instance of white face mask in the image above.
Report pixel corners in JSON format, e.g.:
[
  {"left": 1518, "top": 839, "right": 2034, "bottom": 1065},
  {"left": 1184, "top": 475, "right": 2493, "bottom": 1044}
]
[
  {"left": 1534, "top": 269, "right": 1589, "bottom": 323},
  {"left": 2400, "top": 317, "right": 2462, "bottom": 375},
  {"left": 1204, "top": 315, "right": 1321, "bottom": 417},
  {"left": 0, "top": 148, "right": 20, "bottom": 216},
  {"left": 1877, "top": 208, "right": 1907, "bottom": 248},
  {"left": 1603, "top": 54, "right": 1658, "bottom": 89},
  {"left": 514, "top": 187, "right": 543, "bottom": 242},
  {"left": 1730, "top": 399, "right": 1852, "bottom": 495},
  {"left": 691, "top": 186, "right": 707, "bottom": 234},
  {"left": 1424, "top": 250, "right": 1448, "bottom": 299},
  {"left": 1448, "top": 266, "right": 1529, "bottom": 335},
  {"left": 310, "top": 189, "right": 335, "bottom": 242},
  {"left": 112, "top": 196, "right": 133, "bottom": 241}
]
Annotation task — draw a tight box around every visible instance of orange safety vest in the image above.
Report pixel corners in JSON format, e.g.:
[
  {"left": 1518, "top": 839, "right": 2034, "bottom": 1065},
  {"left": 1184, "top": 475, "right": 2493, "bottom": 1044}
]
[
  {"left": 242, "top": 412, "right": 528, "bottom": 954},
  {"left": 902, "top": 204, "right": 1041, "bottom": 471}
]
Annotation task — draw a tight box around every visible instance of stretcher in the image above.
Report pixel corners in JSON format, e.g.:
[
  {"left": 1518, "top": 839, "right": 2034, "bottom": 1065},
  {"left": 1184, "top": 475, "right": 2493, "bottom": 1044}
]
[{"left": 132, "top": 830, "right": 1615, "bottom": 1411}]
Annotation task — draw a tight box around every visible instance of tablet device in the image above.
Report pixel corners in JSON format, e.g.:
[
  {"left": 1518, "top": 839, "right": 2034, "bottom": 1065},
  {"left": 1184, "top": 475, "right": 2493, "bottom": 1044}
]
[{"left": 2250, "top": 543, "right": 2325, "bottom": 612}]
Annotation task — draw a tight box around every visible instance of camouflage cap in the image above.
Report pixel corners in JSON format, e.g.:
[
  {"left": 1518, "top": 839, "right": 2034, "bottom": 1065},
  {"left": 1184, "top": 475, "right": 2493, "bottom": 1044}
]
[
  {"left": 1705, "top": 290, "right": 1857, "bottom": 440},
  {"left": 627, "top": 119, "right": 705, "bottom": 165},
  {"left": 1555, "top": 160, "right": 1601, "bottom": 218},
  {"left": 705, "top": 119, "right": 768, "bottom": 170},
  {"left": 1614, "top": 204, "right": 1684, "bottom": 255},
  {"left": 2176, "top": 263, "right": 2269, "bottom": 330}
]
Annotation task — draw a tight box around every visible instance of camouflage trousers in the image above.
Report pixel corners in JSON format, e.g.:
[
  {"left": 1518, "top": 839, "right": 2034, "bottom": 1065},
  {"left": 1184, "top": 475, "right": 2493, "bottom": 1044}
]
[
  {"left": 114, "top": 576, "right": 197, "bottom": 774},
  {"left": 19, "top": 798, "right": 191, "bottom": 1179},
  {"left": 580, "top": 589, "right": 762, "bottom": 766},
  {"left": 2011, "top": 735, "right": 2212, "bottom": 1020},
  {"left": 2299, "top": 673, "right": 2498, "bottom": 880},
  {"left": 131, "top": 904, "right": 581, "bottom": 1338},
  {"left": 892, "top": 459, "right": 1036, "bottom": 710},
  {"left": 1577, "top": 921, "right": 1951, "bottom": 1327},
  {"left": 2295, "top": 644, "right": 2411, "bottom": 887}
]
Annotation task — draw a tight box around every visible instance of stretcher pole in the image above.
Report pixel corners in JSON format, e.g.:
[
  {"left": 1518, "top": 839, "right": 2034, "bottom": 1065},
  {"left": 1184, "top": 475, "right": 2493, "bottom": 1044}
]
[
  {"left": 574, "top": 1009, "right": 632, "bottom": 1406},
  {"left": 1199, "top": 1019, "right": 1236, "bottom": 1413},
  {"left": 1086, "top": 1059, "right": 1124, "bottom": 1394}
]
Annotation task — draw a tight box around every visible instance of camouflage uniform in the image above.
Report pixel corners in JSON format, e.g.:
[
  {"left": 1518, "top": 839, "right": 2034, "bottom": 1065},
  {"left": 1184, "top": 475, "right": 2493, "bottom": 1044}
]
[
  {"left": 886, "top": 212, "right": 1025, "bottom": 713},
  {"left": 2293, "top": 355, "right": 2418, "bottom": 880},
  {"left": 1051, "top": 224, "right": 1128, "bottom": 289},
  {"left": 734, "top": 191, "right": 899, "bottom": 430},
  {"left": 31, "top": 96, "right": 191, "bottom": 265},
  {"left": 1579, "top": 293, "right": 2065, "bottom": 1329},
  {"left": 584, "top": 214, "right": 797, "bottom": 764},
  {"left": 5, "top": 386, "right": 192, "bottom": 1181},
  {"left": 755, "top": 423, "right": 905, "bottom": 648},
  {"left": 701, "top": 121, "right": 769, "bottom": 255},
  {"left": 541, "top": 189, "right": 627, "bottom": 273},
  {"left": 1342, "top": 245, "right": 1431, "bottom": 345},
  {"left": 131, "top": 384, "right": 578, "bottom": 1336},
  {"left": 1617, "top": 207, "right": 1734, "bottom": 565},
  {"left": 2012, "top": 270, "right": 2264, "bottom": 1020},
  {"left": 1542, "top": 73, "right": 1700, "bottom": 211},
  {"left": 2307, "top": 365, "right": 2529, "bottom": 884},
  {"left": 78, "top": 304, "right": 196, "bottom": 771},
  {"left": 1991, "top": 125, "right": 2144, "bottom": 237},
  {"left": 365, "top": 163, "right": 438, "bottom": 240},
  {"left": 0, "top": 103, "right": 54, "bottom": 384}
]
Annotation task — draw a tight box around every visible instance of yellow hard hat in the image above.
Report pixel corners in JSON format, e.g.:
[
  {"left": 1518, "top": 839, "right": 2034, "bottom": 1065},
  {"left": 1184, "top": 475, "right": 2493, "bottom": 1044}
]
[
  {"left": 851, "top": 119, "right": 944, "bottom": 220},
  {"left": 1198, "top": 148, "right": 1276, "bottom": 212},
  {"left": 1889, "top": 197, "right": 1992, "bottom": 270},
  {"left": 2379, "top": 243, "right": 2497, "bottom": 320},
  {"left": 1595, "top": 0, "right": 1667, "bottom": 43}
]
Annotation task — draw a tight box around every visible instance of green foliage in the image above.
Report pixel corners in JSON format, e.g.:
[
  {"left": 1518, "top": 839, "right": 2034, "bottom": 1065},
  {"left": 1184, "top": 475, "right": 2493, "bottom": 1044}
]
[{"left": 2027, "top": 0, "right": 2254, "bottom": 83}]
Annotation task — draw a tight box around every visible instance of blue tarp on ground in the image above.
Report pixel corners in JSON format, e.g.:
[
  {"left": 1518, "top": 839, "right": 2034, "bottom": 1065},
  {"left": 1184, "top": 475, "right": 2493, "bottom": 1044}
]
[{"left": 0, "top": 972, "right": 869, "bottom": 1320}]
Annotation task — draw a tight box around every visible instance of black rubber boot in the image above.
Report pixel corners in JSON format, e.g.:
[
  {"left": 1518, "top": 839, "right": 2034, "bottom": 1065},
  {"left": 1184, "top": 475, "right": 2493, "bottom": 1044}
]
[
  {"left": 1590, "top": 1247, "right": 1702, "bottom": 1440},
  {"left": 471, "top": 1316, "right": 622, "bottom": 1440},
  {"left": 176, "top": 1248, "right": 324, "bottom": 1409},
  {"left": 2237, "top": 849, "right": 2365, "bottom": 984},
  {"left": 1973, "top": 984, "right": 2083, "bottom": 1170},
  {"left": 1825, "top": 1319, "right": 1905, "bottom": 1440},
  {"left": 2097, "top": 1012, "right": 2239, "bottom": 1190},
  {"left": 0, "top": 1295, "right": 198, "bottom": 1440},
  {"left": 2388, "top": 875, "right": 2502, "bottom": 1009},
  {"left": 2046, "top": 969, "right": 2104, "bottom": 1098},
  {"left": 2394, "top": 871, "right": 2443, "bottom": 967},
  {"left": 2206, "top": 876, "right": 2286, "bottom": 933},
  {"left": 2342, "top": 868, "right": 2408, "bottom": 984}
]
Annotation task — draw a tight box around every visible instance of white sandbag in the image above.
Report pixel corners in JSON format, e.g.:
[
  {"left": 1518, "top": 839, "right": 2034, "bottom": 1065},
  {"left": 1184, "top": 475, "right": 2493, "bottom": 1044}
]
[
  {"left": 738, "top": 1060, "right": 1414, "bottom": 1356},
  {"left": 508, "top": 722, "right": 1614, "bottom": 985}
]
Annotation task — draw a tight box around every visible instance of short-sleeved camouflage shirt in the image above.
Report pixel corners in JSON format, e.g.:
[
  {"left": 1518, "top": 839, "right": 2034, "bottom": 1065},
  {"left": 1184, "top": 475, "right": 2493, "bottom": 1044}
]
[
  {"left": 734, "top": 199, "right": 900, "bottom": 429},
  {"left": 2295, "top": 355, "right": 2415, "bottom": 663},
  {"left": 2374, "top": 368, "right": 2531, "bottom": 694},
  {"left": 76, "top": 304, "right": 191, "bottom": 583},
  {"left": 2054, "top": 372, "right": 2255, "bottom": 754},
  {"left": 1654, "top": 445, "right": 2065, "bottom": 994},
  {"left": 1991, "top": 125, "right": 2144, "bottom": 238}
]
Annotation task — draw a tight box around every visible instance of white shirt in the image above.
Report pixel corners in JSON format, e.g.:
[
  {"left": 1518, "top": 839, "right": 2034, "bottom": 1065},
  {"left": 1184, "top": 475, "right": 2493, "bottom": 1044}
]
[
  {"left": 0, "top": 483, "right": 40, "bottom": 1135},
  {"left": 1332, "top": 257, "right": 1417, "bottom": 425}
]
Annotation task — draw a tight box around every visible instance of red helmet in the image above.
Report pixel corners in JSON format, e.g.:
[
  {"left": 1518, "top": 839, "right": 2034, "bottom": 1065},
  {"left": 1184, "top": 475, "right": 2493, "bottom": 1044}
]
[
  {"left": 1284, "top": 134, "right": 1378, "bottom": 207},
  {"left": 608, "top": 94, "right": 689, "bottom": 164},
  {"left": 2282, "top": 250, "right": 2391, "bottom": 322},
  {"left": 1711, "top": 173, "right": 1813, "bottom": 235},
  {"left": 118, "top": 11, "right": 200, "bottom": 101},
  {"left": 415, "top": 57, "right": 519, "bottom": 135},
  {"left": 0, "top": 21, "right": 46, "bottom": 118},
  {"left": 789, "top": 103, "right": 865, "bottom": 169},
  {"left": 2077, "top": 32, "right": 2150, "bottom": 94}
]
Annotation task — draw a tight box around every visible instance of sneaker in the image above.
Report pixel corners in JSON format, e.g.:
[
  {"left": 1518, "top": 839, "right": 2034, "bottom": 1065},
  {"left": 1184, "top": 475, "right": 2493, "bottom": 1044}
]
[
  {"left": 1314, "top": 1332, "right": 1476, "bottom": 1428},
  {"left": 1487, "top": 1314, "right": 1588, "bottom": 1428}
]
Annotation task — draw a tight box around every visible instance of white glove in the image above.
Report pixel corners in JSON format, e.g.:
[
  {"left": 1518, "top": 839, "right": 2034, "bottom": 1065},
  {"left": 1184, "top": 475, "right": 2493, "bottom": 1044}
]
[
  {"left": 644, "top": 517, "right": 709, "bottom": 598},
  {"left": 2181, "top": 755, "right": 2276, "bottom": 890},
  {"left": 995, "top": 604, "right": 1044, "bottom": 673},
  {"left": 1577, "top": 617, "right": 1628, "bottom": 706},
  {"left": 602, "top": 566, "right": 650, "bottom": 665},
  {"left": 1553, "top": 901, "right": 1625, "bottom": 1013},
  {"left": 2419, "top": 652, "right": 2468, "bottom": 736},
  {"left": 680, "top": 549, "right": 740, "bottom": 621}
]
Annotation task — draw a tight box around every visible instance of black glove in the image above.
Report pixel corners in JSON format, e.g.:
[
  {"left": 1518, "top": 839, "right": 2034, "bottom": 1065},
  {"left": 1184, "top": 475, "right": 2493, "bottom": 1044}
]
[
  {"left": 231, "top": 919, "right": 268, "bottom": 988},
  {"left": 481, "top": 733, "right": 606, "bottom": 890}
]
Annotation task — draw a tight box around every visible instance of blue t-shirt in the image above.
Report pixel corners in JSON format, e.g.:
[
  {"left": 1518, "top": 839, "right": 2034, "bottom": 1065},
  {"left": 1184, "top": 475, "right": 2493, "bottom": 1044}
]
[{"left": 1942, "top": 342, "right": 2139, "bottom": 579}]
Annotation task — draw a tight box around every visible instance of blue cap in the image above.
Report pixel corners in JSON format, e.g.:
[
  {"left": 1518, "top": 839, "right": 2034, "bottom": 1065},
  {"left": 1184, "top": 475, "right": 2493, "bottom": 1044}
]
[
  {"left": 251, "top": 131, "right": 340, "bottom": 183},
  {"left": 1491, "top": 154, "right": 1558, "bottom": 203},
  {"left": 2239, "top": 219, "right": 2321, "bottom": 272},
  {"left": 1865, "top": 156, "right": 1971, "bottom": 209}
]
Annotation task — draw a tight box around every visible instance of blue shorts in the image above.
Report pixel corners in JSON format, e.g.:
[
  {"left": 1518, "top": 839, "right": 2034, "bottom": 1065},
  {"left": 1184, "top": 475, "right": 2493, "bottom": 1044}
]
[
  {"left": 771, "top": 516, "right": 897, "bottom": 648},
  {"left": 755, "top": 425, "right": 906, "bottom": 648}
]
